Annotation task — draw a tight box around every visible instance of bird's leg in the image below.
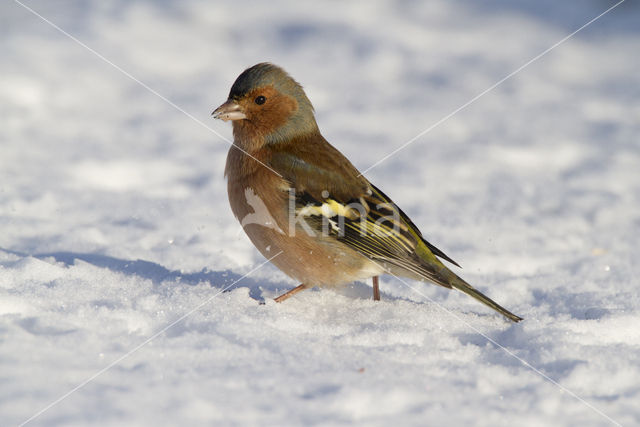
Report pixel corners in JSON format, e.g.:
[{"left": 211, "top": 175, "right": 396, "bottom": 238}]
[
  {"left": 274, "top": 284, "right": 307, "bottom": 303},
  {"left": 372, "top": 276, "right": 380, "bottom": 301}
]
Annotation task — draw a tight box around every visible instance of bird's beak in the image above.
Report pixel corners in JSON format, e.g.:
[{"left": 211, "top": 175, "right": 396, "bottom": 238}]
[{"left": 212, "top": 100, "right": 246, "bottom": 121}]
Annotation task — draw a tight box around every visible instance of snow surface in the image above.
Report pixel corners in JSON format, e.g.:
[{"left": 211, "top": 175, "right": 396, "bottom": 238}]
[{"left": 2, "top": 0, "right": 640, "bottom": 426}]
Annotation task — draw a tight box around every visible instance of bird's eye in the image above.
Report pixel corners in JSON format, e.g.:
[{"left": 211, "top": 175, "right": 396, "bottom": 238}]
[{"left": 254, "top": 95, "right": 266, "bottom": 105}]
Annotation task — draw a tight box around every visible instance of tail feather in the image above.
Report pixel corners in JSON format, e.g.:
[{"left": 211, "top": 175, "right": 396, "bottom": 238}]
[
  {"left": 408, "top": 256, "right": 522, "bottom": 322},
  {"left": 447, "top": 272, "right": 522, "bottom": 322},
  {"left": 392, "top": 257, "right": 523, "bottom": 322}
]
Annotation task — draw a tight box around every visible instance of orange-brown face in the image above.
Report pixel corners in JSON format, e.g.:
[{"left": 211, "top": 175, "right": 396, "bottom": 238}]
[
  {"left": 213, "top": 85, "right": 299, "bottom": 138},
  {"left": 213, "top": 63, "right": 319, "bottom": 147}
]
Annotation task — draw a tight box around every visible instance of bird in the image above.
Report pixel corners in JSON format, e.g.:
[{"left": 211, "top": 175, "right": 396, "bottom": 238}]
[{"left": 212, "top": 62, "right": 522, "bottom": 322}]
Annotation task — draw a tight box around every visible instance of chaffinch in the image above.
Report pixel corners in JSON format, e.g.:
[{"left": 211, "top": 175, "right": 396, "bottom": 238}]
[{"left": 213, "top": 62, "right": 522, "bottom": 322}]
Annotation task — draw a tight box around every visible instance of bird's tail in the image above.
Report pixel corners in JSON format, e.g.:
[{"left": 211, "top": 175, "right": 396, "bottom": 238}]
[{"left": 445, "top": 269, "right": 522, "bottom": 322}]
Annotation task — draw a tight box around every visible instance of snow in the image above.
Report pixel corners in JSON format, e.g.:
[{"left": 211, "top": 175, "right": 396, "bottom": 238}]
[{"left": 1, "top": 0, "right": 639, "bottom": 425}]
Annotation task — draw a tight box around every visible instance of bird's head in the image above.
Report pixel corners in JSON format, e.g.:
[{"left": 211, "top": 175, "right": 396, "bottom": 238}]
[{"left": 213, "top": 63, "right": 319, "bottom": 145}]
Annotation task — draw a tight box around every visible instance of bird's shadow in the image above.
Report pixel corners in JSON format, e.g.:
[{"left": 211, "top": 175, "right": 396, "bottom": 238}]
[
  {"left": 4, "top": 248, "right": 287, "bottom": 302},
  {"left": 3, "top": 248, "right": 386, "bottom": 304}
]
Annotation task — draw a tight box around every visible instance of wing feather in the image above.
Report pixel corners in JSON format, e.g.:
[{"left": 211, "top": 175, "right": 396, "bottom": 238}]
[{"left": 267, "top": 135, "right": 459, "bottom": 279}]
